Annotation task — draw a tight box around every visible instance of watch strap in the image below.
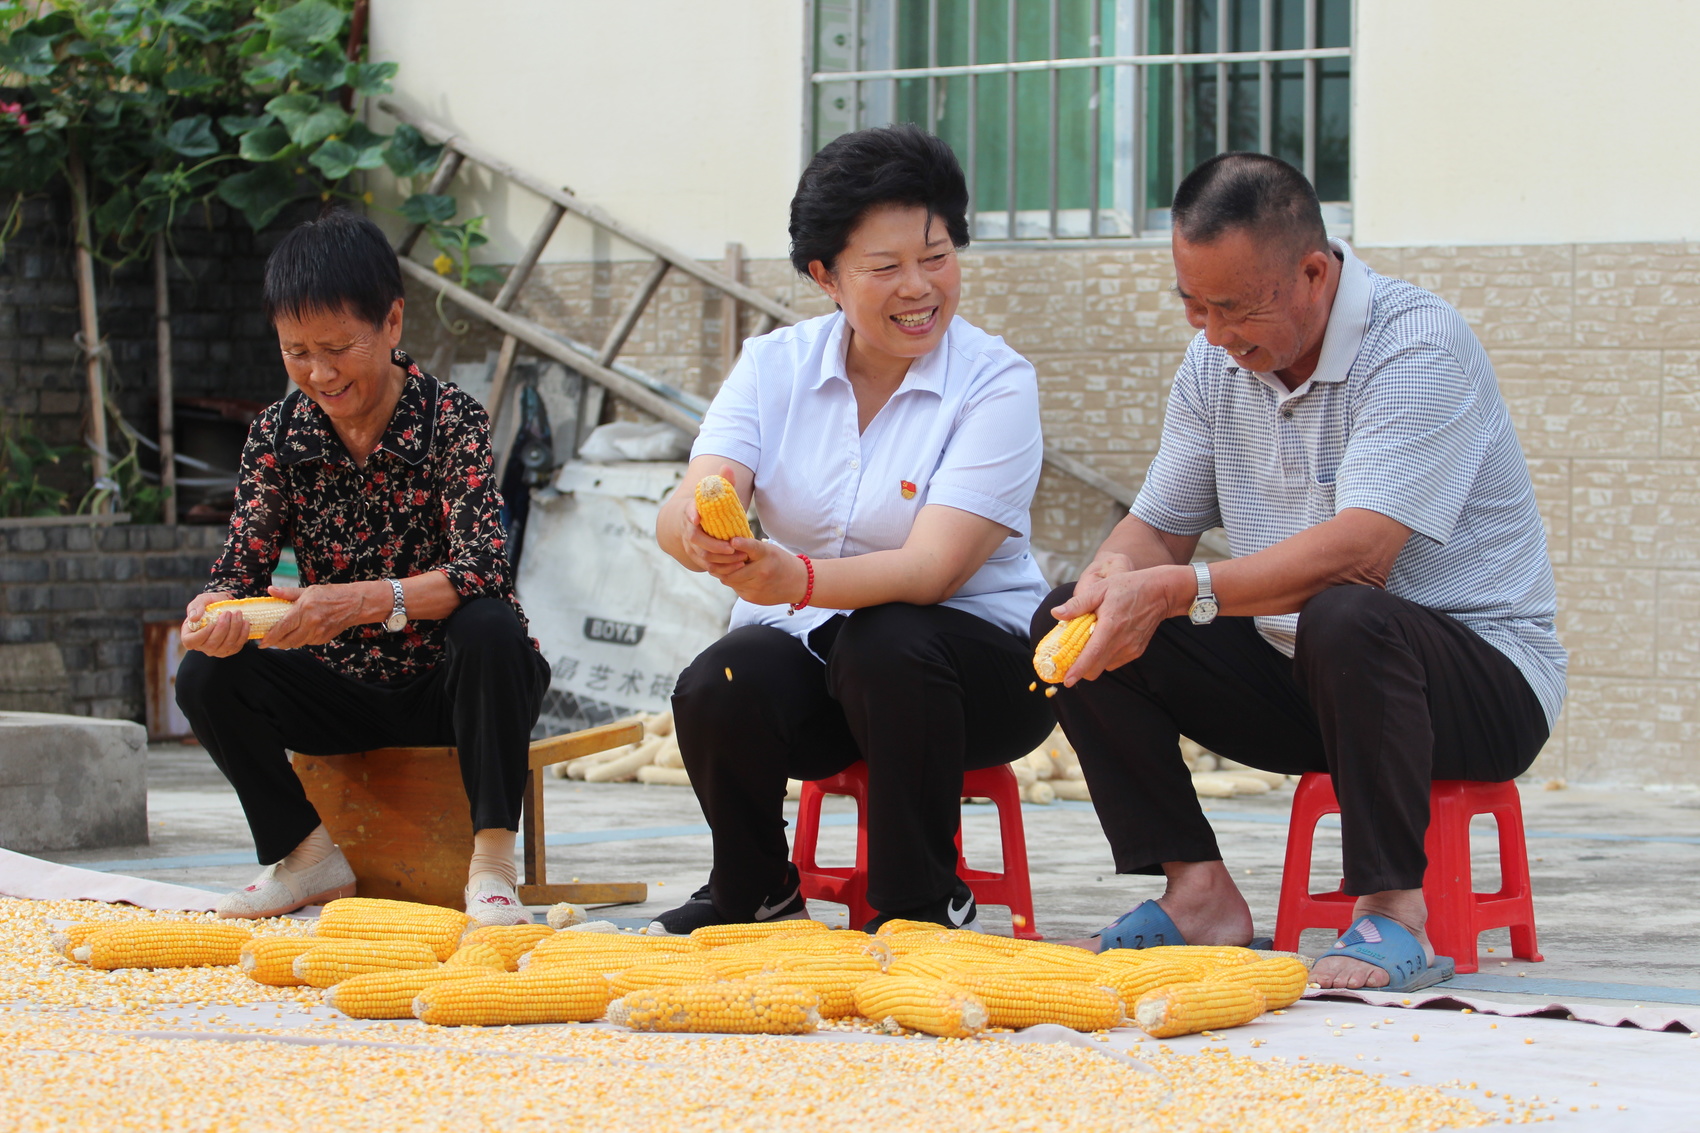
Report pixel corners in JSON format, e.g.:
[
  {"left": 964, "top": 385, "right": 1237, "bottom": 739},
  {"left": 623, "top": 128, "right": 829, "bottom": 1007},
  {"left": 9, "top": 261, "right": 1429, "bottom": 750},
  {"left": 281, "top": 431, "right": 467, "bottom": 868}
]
[
  {"left": 387, "top": 578, "right": 406, "bottom": 628},
  {"left": 1193, "top": 561, "right": 1214, "bottom": 598}
]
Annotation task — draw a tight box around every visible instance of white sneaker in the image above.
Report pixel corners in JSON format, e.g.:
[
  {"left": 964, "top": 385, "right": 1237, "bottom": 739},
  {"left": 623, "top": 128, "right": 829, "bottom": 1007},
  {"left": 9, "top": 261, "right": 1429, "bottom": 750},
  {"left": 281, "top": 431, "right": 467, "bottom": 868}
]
[
  {"left": 216, "top": 849, "right": 356, "bottom": 919},
  {"left": 465, "top": 878, "right": 533, "bottom": 927}
]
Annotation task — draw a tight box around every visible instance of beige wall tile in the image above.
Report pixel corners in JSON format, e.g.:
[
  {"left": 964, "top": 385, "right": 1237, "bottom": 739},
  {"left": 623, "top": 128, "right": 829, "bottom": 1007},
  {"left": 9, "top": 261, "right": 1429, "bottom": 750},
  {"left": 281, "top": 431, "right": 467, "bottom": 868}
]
[
  {"left": 1553, "top": 567, "right": 1657, "bottom": 677},
  {"left": 1574, "top": 243, "right": 1700, "bottom": 349},
  {"left": 1655, "top": 571, "right": 1700, "bottom": 680},
  {"left": 1400, "top": 245, "right": 1573, "bottom": 346},
  {"left": 1527, "top": 458, "right": 1570, "bottom": 565},
  {"left": 1495, "top": 351, "right": 1660, "bottom": 457},
  {"left": 1080, "top": 248, "right": 1197, "bottom": 352},
  {"left": 1526, "top": 704, "right": 1567, "bottom": 782},
  {"left": 1563, "top": 677, "right": 1700, "bottom": 785},
  {"left": 1571, "top": 460, "right": 1700, "bottom": 566},
  {"left": 1354, "top": 246, "right": 1403, "bottom": 278},
  {"left": 958, "top": 251, "right": 1085, "bottom": 354},
  {"left": 1660, "top": 350, "right": 1700, "bottom": 458},
  {"left": 1031, "top": 352, "right": 1169, "bottom": 458}
]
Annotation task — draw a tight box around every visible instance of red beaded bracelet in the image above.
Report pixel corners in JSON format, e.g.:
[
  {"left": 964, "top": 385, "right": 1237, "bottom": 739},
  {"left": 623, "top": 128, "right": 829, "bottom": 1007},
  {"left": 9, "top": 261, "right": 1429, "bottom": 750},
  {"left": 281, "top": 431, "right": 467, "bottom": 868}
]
[{"left": 788, "top": 553, "right": 815, "bottom": 615}]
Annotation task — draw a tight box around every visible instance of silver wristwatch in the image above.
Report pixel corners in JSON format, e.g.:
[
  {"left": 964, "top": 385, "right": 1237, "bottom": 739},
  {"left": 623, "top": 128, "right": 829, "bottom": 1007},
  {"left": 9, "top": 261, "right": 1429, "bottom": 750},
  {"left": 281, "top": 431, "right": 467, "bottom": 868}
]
[
  {"left": 1188, "top": 561, "right": 1219, "bottom": 625},
  {"left": 382, "top": 578, "right": 408, "bottom": 632}
]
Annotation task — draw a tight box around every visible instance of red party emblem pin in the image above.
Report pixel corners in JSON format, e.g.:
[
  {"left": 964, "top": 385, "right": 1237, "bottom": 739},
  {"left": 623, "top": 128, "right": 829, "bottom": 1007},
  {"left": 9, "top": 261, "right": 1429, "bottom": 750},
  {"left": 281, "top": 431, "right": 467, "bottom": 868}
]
[{"left": 899, "top": 480, "right": 916, "bottom": 500}]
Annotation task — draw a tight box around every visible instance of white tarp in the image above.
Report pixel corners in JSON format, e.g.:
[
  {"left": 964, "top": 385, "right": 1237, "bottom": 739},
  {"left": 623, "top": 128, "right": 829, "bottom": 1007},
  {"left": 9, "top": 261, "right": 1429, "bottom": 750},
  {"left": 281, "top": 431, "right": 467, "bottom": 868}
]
[{"left": 516, "top": 461, "right": 736, "bottom": 729}]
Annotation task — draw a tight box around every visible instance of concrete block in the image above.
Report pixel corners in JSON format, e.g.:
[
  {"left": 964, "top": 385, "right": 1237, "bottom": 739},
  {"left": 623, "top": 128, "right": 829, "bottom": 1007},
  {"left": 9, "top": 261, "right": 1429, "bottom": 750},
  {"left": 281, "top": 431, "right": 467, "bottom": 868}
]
[
  {"left": 0, "top": 643, "right": 69, "bottom": 715},
  {"left": 0, "top": 710, "right": 147, "bottom": 851}
]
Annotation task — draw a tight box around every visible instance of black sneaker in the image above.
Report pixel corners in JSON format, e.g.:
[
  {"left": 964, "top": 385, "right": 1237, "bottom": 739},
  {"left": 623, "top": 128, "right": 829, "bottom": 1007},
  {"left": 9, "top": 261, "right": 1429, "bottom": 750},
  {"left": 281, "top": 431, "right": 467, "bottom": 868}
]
[
  {"left": 647, "top": 862, "right": 809, "bottom": 935},
  {"left": 863, "top": 878, "right": 982, "bottom": 934}
]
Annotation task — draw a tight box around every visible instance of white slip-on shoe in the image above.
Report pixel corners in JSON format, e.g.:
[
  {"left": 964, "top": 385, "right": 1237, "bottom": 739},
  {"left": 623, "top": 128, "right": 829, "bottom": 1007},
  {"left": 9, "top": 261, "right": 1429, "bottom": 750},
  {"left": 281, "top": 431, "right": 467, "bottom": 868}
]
[
  {"left": 465, "top": 878, "right": 534, "bottom": 927},
  {"left": 215, "top": 849, "right": 357, "bottom": 919}
]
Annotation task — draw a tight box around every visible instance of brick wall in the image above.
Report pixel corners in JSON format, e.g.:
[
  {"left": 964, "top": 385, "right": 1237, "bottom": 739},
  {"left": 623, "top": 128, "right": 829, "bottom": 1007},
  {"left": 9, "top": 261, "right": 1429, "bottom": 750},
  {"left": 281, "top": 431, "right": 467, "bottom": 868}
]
[
  {"left": 441, "top": 239, "right": 1700, "bottom": 787},
  {"left": 0, "top": 190, "right": 301, "bottom": 501},
  {"left": 0, "top": 522, "right": 223, "bottom": 720}
]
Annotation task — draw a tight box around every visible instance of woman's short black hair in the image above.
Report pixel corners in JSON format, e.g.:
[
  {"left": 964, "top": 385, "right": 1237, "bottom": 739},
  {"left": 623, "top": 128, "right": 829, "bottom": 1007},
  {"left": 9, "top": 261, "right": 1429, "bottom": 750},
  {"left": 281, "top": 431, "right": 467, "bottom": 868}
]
[
  {"left": 788, "top": 124, "right": 970, "bottom": 277},
  {"left": 262, "top": 208, "right": 404, "bottom": 328}
]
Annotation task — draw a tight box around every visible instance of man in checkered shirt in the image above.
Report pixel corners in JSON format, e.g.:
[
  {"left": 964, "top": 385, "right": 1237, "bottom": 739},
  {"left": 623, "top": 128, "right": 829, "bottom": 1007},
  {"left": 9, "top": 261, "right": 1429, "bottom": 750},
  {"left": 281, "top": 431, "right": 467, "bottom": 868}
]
[{"left": 1034, "top": 153, "right": 1565, "bottom": 993}]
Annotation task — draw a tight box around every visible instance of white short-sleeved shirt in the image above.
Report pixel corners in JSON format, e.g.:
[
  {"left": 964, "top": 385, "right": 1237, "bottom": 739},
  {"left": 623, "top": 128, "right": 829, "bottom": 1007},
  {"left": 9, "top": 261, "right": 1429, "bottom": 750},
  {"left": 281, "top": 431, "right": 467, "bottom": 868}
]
[
  {"left": 1132, "top": 240, "right": 1568, "bottom": 728},
  {"left": 692, "top": 311, "right": 1050, "bottom": 645}
]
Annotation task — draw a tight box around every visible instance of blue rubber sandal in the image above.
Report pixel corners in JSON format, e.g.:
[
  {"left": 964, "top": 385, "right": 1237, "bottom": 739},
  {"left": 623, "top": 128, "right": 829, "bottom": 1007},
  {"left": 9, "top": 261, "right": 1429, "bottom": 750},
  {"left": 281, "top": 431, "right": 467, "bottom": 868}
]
[
  {"left": 1095, "top": 900, "right": 1186, "bottom": 951},
  {"left": 1322, "top": 914, "right": 1456, "bottom": 992}
]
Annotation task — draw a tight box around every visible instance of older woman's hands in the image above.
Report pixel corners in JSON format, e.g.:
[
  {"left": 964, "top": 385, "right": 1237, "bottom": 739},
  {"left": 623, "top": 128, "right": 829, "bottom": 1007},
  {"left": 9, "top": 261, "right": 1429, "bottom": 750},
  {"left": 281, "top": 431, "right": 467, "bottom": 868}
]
[
  {"left": 707, "top": 538, "right": 810, "bottom": 608},
  {"left": 259, "top": 583, "right": 373, "bottom": 649},
  {"left": 180, "top": 590, "right": 247, "bottom": 657}
]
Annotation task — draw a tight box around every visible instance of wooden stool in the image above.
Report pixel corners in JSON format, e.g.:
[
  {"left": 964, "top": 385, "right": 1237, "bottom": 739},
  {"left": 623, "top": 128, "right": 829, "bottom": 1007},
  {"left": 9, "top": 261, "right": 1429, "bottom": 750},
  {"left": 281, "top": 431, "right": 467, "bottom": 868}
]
[{"left": 293, "top": 720, "right": 645, "bottom": 910}]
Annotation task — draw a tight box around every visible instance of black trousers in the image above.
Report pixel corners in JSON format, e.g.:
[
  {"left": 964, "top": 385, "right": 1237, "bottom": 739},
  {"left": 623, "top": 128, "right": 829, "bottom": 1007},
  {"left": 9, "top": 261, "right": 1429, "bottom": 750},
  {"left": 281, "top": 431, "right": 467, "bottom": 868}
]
[
  {"left": 176, "top": 597, "right": 550, "bottom": 865},
  {"left": 1032, "top": 583, "right": 1549, "bottom": 894},
  {"left": 673, "top": 603, "right": 1056, "bottom": 917}
]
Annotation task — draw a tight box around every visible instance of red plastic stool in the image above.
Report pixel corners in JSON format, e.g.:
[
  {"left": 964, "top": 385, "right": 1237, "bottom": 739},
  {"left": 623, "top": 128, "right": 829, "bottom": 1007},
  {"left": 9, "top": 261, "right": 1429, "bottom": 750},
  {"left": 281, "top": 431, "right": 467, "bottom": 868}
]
[
  {"left": 791, "top": 762, "right": 1040, "bottom": 939},
  {"left": 1273, "top": 772, "right": 1542, "bottom": 974}
]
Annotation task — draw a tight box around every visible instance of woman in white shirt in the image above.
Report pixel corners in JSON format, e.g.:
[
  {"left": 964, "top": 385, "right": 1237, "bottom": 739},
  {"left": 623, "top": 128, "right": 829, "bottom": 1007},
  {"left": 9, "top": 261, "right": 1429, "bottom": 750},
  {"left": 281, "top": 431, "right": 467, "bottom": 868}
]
[{"left": 651, "top": 125, "right": 1054, "bottom": 935}]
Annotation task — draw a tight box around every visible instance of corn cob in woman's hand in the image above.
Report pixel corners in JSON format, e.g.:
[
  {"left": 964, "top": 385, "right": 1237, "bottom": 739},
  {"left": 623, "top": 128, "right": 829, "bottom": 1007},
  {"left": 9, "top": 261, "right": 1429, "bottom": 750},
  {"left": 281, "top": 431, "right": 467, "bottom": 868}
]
[
  {"left": 188, "top": 596, "right": 295, "bottom": 639},
  {"left": 1033, "top": 613, "right": 1096, "bottom": 683},
  {"left": 694, "top": 474, "right": 753, "bottom": 541}
]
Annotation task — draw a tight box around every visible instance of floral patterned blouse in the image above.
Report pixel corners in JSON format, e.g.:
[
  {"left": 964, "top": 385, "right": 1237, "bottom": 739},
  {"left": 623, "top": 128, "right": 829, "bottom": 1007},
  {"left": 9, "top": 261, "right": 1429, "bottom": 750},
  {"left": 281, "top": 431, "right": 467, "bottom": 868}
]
[{"left": 204, "top": 350, "right": 533, "bottom": 684}]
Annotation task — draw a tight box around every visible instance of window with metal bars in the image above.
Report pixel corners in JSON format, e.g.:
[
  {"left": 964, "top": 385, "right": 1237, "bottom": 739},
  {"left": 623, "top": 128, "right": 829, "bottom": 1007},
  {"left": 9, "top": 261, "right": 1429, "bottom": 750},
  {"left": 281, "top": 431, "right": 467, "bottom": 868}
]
[{"left": 811, "top": 0, "right": 1350, "bottom": 242}]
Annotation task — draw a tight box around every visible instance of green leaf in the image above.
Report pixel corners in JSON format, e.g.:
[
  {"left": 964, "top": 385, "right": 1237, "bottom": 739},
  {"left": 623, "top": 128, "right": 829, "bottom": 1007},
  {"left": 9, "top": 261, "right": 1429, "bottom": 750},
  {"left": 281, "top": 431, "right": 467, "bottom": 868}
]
[
  {"left": 465, "top": 264, "right": 505, "bottom": 288},
  {"left": 163, "top": 115, "right": 219, "bottom": 158},
  {"left": 0, "top": 131, "right": 65, "bottom": 194},
  {"left": 238, "top": 122, "right": 296, "bottom": 162},
  {"left": 399, "top": 192, "right": 456, "bottom": 225},
  {"left": 309, "top": 136, "right": 384, "bottom": 181},
  {"left": 0, "top": 33, "right": 59, "bottom": 77},
  {"left": 93, "top": 187, "right": 137, "bottom": 238},
  {"left": 263, "top": 0, "right": 345, "bottom": 53},
  {"left": 383, "top": 123, "right": 444, "bottom": 179},
  {"left": 219, "top": 114, "right": 273, "bottom": 137},
  {"left": 264, "top": 93, "right": 349, "bottom": 148},
  {"left": 163, "top": 66, "right": 220, "bottom": 94},
  {"left": 344, "top": 60, "right": 398, "bottom": 96},
  {"left": 293, "top": 47, "right": 347, "bottom": 89},
  {"left": 244, "top": 48, "right": 302, "bottom": 86},
  {"left": 217, "top": 163, "right": 299, "bottom": 230}
]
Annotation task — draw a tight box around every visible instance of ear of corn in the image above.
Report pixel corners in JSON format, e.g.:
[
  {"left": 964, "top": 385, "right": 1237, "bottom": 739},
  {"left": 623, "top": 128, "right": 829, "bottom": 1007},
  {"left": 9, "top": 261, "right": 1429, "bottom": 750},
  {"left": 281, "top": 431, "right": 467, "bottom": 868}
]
[
  {"left": 444, "top": 941, "right": 508, "bottom": 970},
  {"left": 871, "top": 919, "right": 949, "bottom": 938},
  {"left": 608, "top": 957, "right": 718, "bottom": 995},
  {"left": 189, "top": 596, "right": 295, "bottom": 638},
  {"left": 1205, "top": 955, "right": 1310, "bottom": 1010},
  {"left": 1100, "top": 958, "right": 1220, "bottom": 1004},
  {"left": 72, "top": 923, "right": 251, "bottom": 970},
  {"left": 947, "top": 971, "right": 1124, "bottom": 1032},
  {"left": 761, "top": 960, "right": 880, "bottom": 1018},
  {"left": 316, "top": 898, "right": 471, "bottom": 962},
  {"left": 1134, "top": 980, "right": 1267, "bottom": 1038},
  {"left": 239, "top": 937, "right": 319, "bottom": 987},
  {"left": 609, "top": 978, "right": 820, "bottom": 1035},
  {"left": 324, "top": 967, "right": 493, "bottom": 1019},
  {"left": 458, "top": 923, "right": 555, "bottom": 970},
  {"left": 412, "top": 970, "right": 613, "bottom": 1027},
  {"left": 1133, "top": 945, "right": 1260, "bottom": 967},
  {"left": 886, "top": 950, "right": 1015, "bottom": 981},
  {"left": 853, "top": 975, "right": 989, "bottom": 1039},
  {"left": 1033, "top": 613, "right": 1096, "bottom": 683},
  {"left": 693, "top": 474, "right": 753, "bottom": 542},
  {"left": 687, "top": 919, "right": 826, "bottom": 949},
  {"left": 49, "top": 923, "right": 112, "bottom": 958},
  {"left": 291, "top": 939, "right": 439, "bottom": 988}
]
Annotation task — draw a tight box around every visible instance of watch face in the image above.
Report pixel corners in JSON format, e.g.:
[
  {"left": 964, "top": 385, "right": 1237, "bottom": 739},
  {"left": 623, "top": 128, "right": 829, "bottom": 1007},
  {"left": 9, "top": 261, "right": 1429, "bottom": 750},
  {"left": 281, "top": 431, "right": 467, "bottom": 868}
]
[
  {"left": 1189, "top": 597, "right": 1219, "bottom": 625},
  {"left": 384, "top": 612, "right": 408, "bottom": 632}
]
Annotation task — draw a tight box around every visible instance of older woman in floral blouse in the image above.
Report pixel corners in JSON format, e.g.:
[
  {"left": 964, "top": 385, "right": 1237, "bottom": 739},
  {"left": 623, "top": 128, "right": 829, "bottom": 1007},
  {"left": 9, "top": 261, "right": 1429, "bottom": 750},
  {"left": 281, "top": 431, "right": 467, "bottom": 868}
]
[{"left": 176, "top": 210, "right": 548, "bottom": 926}]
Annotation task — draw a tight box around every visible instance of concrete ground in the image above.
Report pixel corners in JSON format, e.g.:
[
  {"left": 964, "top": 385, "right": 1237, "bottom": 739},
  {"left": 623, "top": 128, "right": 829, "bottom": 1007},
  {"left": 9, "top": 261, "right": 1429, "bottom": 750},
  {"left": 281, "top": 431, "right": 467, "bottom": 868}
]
[{"left": 39, "top": 742, "right": 1700, "bottom": 1014}]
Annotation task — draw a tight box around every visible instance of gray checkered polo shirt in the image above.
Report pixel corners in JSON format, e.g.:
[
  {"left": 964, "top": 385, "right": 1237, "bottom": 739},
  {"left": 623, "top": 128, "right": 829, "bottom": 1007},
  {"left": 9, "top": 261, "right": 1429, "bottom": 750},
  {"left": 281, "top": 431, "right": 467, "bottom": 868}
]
[{"left": 1132, "top": 239, "right": 1567, "bottom": 728}]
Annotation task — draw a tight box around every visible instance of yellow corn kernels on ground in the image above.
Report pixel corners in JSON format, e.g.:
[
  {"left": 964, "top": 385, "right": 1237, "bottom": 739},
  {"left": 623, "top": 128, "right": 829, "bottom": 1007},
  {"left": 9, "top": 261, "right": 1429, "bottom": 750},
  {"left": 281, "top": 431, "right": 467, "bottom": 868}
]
[
  {"left": 947, "top": 971, "right": 1125, "bottom": 1032},
  {"left": 316, "top": 898, "right": 471, "bottom": 962},
  {"left": 292, "top": 939, "right": 439, "bottom": 988},
  {"left": 1033, "top": 613, "right": 1096, "bottom": 683},
  {"left": 694, "top": 474, "right": 753, "bottom": 541},
  {"left": 239, "top": 937, "right": 320, "bottom": 987},
  {"left": 73, "top": 923, "right": 251, "bottom": 970},
  {"left": 1205, "top": 955, "right": 1310, "bottom": 1010},
  {"left": 413, "top": 970, "right": 613, "bottom": 1027},
  {"left": 687, "top": 919, "right": 828, "bottom": 949},
  {"left": 324, "top": 967, "right": 493, "bottom": 1019},
  {"left": 444, "top": 941, "right": 508, "bottom": 971},
  {"left": 610, "top": 978, "right": 821, "bottom": 1035},
  {"left": 1134, "top": 980, "right": 1267, "bottom": 1038},
  {"left": 457, "top": 923, "right": 555, "bottom": 970},
  {"left": 189, "top": 596, "right": 295, "bottom": 638},
  {"left": 854, "top": 974, "right": 989, "bottom": 1039}
]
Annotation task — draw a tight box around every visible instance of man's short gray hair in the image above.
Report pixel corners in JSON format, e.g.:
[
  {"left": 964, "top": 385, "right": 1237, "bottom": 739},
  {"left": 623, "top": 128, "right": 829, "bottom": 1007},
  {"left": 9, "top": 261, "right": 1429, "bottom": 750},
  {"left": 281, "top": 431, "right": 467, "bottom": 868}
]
[{"left": 1171, "top": 152, "right": 1328, "bottom": 260}]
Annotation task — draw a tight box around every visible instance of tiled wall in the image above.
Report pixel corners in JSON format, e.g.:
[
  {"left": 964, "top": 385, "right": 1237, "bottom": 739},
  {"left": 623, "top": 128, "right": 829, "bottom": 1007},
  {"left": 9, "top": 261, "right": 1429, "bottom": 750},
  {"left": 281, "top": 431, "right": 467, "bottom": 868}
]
[{"left": 407, "top": 239, "right": 1700, "bottom": 786}]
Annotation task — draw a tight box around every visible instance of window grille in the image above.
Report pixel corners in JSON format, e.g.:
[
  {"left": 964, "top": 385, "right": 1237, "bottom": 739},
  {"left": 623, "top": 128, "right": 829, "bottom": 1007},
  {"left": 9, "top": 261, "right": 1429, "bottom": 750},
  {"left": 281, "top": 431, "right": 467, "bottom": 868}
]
[{"left": 810, "top": 0, "right": 1351, "bottom": 241}]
